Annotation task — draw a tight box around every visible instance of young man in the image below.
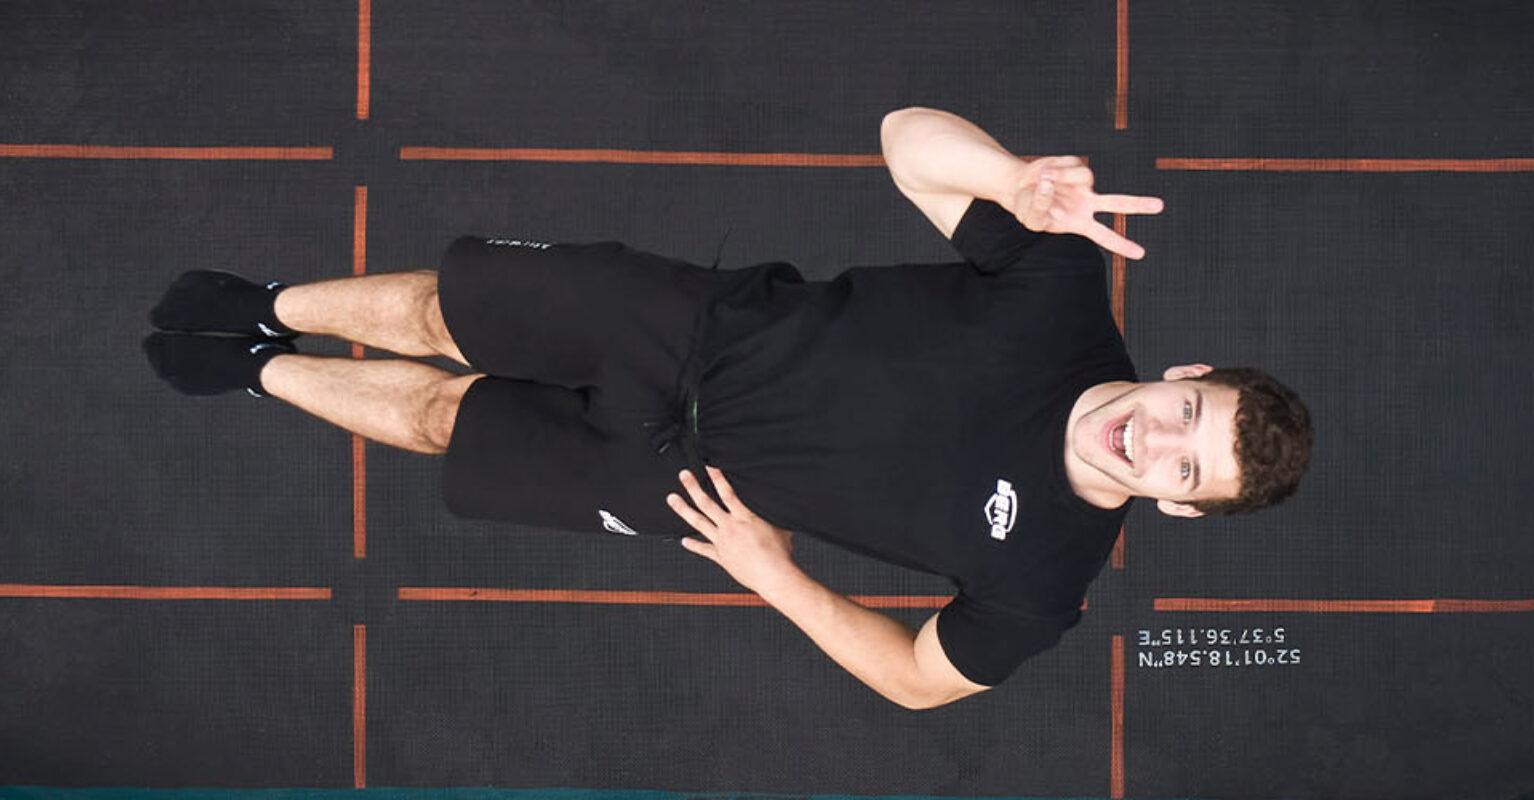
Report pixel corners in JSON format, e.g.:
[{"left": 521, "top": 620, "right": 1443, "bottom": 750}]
[{"left": 144, "top": 107, "right": 1313, "bottom": 711}]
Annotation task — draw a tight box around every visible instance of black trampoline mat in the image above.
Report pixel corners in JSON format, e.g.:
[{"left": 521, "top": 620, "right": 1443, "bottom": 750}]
[{"left": 1, "top": 2, "right": 1532, "bottom": 799}]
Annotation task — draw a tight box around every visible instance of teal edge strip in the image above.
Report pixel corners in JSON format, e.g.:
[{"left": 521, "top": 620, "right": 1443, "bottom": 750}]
[{"left": 0, "top": 789, "right": 1211, "bottom": 800}]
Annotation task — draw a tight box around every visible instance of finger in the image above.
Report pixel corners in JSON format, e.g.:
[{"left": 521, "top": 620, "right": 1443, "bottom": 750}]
[
  {"left": 678, "top": 469, "right": 728, "bottom": 523},
  {"left": 1094, "top": 193, "right": 1164, "bottom": 215},
  {"left": 1020, "top": 173, "right": 1055, "bottom": 231},
  {"left": 666, "top": 492, "right": 717, "bottom": 537},
  {"left": 1081, "top": 220, "right": 1147, "bottom": 260},
  {"left": 1039, "top": 155, "right": 1084, "bottom": 169},
  {"left": 704, "top": 466, "right": 751, "bottom": 519},
  {"left": 1052, "top": 165, "right": 1094, "bottom": 186},
  {"left": 678, "top": 535, "right": 718, "bottom": 562}
]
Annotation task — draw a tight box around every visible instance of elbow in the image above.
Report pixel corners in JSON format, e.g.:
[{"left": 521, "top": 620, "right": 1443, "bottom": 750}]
[
  {"left": 880, "top": 107, "right": 926, "bottom": 188},
  {"left": 879, "top": 109, "right": 905, "bottom": 163},
  {"left": 880, "top": 107, "right": 958, "bottom": 189},
  {"left": 880, "top": 105, "right": 921, "bottom": 135},
  {"left": 880, "top": 106, "right": 933, "bottom": 158},
  {"left": 881, "top": 105, "right": 939, "bottom": 129}
]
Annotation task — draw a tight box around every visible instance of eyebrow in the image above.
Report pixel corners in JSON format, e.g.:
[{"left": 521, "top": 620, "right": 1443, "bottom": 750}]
[{"left": 1191, "top": 389, "right": 1204, "bottom": 493}]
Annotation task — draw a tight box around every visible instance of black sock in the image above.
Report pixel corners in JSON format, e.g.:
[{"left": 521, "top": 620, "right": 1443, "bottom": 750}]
[
  {"left": 142, "top": 333, "right": 297, "bottom": 397},
  {"left": 150, "top": 270, "right": 298, "bottom": 338}
]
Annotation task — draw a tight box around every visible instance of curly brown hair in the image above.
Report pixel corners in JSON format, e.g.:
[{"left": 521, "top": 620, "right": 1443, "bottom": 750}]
[{"left": 1186, "top": 367, "right": 1313, "bottom": 515}]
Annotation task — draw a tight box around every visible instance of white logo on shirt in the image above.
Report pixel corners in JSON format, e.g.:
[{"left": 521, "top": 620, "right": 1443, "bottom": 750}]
[
  {"left": 984, "top": 479, "right": 1017, "bottom": 540},
  {"left": 599, "top": 509, "right": 639, "bottom": 536},
  {"left": 485, "top": 238, "right": 551, "bottom": 249}
]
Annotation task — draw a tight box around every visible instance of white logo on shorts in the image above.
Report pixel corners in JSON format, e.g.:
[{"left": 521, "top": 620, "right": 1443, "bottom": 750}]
[
  {"left": 484, "top": 238, "right": 551, "bottom": 249},
  {"left": 599, "top": 509, "right": 639, "bottom": 536},
  {"left": 984, "top": 479, "right": 1018, "bottom": 541}
]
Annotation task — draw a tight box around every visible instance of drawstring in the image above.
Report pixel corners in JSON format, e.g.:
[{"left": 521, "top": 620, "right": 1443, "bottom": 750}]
[
  {"left": 709, "top": 227, "right": 731, "bottom": 271},
  {"left": 643, "top": 418, "right": 679, "bottom": 454},
  {"left": 642, "top": 391, "right": 698, "bottom": 456},
  {"left": 643, "top": 239, "right": 720, "bottom": 458},
  {"left": 643, "top": 361, "right": 702, "bottom": 458}
]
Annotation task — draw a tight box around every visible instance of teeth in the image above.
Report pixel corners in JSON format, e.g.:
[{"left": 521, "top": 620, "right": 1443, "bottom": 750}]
[{"left": 1124, "top": 418, "right": 1135, "bottom": 463}]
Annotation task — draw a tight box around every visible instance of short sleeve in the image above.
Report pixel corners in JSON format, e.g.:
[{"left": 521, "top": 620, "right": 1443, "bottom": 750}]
[
  {"left": 952, "top": 198, "right": 1105, "bottom": 278},
  {"left": 950, "top": 198, "right": 1046, "bottom": 274},
  {"left": 936, "top": 590, "right": 1081, "bottom": 687}
]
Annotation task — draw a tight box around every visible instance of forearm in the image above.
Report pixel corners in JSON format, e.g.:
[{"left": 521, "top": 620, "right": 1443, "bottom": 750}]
[
  {"left": 880, "top": 107, "right": 1028, "bottom": 204},
  {"left": 757, "top": 564, "right": 926, "bottom": 709}
]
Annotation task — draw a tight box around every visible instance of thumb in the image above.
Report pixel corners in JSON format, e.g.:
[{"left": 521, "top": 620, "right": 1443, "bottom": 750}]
[{"left": 1019, "top": 172, "right": 1055, "bottom": 232}]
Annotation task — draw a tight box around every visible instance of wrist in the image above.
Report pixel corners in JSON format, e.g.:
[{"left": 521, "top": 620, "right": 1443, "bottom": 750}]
[
  {"left": 990, "top": 156, "right": 1032, "bottom": 214},
  {"left": 754, "top": 559, "right": 810, "bottom": 605}
]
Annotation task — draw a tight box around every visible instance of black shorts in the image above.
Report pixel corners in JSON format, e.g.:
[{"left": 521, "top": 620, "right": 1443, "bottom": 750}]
[{"left": 436, "top": 236, "right": 726, "bottom": 538}]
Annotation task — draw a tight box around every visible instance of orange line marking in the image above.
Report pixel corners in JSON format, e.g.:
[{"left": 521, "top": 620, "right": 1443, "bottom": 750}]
[
  {"left": 1115, "top": 0, "right": 1129, "bottom": 130},
  {"left": 0, "top": 585, "right": 330, "bottom": 600},
  {"left": 0, "top": 145, "right": 331, "bottom": 160},
  {"left": 353, "top": 185, "right": 368, "bottom": 559},
  {"left": 1157, "top": 157, "right": 1534, "bottom": 172},
  {"left": 1155, "top": 598, "right": 1534, "bottom": 613},
  {"left": 1110, "top": 214, "right": 1127, "bottom": 336},
  {"left": 352, "top": 433, "right": 366, "bottom": 559},
  {"left": 353, "top": 624, "right": 367, "bottom": 788},
  {"left": 398, "top": 588, "right": 952, "bottom": 608},
  {"left": 1111, "top": 635, "right": 1125, "bottom": 799},
  {"left": 1109, "top": 210, "right": 1127, "bottom": 572},
  {"left": 400, "top": 588, "right": 1087, "bottom": 611},
  {"left": 356, "top": 0, "right": 371, "bottom": 121},
  {"left": 353, "top": 186, "right": 368, "bottom": 272},
  {"left": 399, "top": 147, "right": 887, "bottom": 167}
]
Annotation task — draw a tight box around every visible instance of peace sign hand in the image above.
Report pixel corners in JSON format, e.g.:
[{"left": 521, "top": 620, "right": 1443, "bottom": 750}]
[
  {"left": 667, "top": 466, "right": 796, "bottom": 596},
  {"left": 1011, "top": 156, "right": 1165, "bottom": 260}
]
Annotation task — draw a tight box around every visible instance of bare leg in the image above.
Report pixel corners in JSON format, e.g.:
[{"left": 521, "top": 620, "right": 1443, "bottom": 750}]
[
  {"left": 272, "top": 270, "right": 469, "bottom": 367},
  {"left": 260, "top": 354, "right": 482, "bottom": 455}
]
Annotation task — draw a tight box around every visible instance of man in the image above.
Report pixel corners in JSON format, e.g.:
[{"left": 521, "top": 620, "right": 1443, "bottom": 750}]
[{"left": 144, "top": 107, "right": 1313, "bottom": 710}]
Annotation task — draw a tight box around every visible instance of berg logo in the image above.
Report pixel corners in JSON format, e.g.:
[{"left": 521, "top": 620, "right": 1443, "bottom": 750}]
[{"left": 984, "top": 479, "right": 1018, "bottom": 541}]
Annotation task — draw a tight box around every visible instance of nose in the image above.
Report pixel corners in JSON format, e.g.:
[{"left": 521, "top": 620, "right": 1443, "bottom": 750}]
[{"left": 1142, "top": 420, "right": 1185, "bottom": 458}]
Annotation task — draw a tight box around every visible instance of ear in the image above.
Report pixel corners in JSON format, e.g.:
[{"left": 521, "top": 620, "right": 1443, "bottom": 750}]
[
  {"left": 1157, "top": 499, "right": 1206, "bottom": 518},
  {"left": 1162, "top": 363, "right": 1214, "bottom": 382}
]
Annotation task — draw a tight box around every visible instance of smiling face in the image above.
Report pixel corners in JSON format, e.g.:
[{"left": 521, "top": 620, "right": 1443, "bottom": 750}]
[{"left": 1068, "top": 368, "right": 1243, "bottom": 516}]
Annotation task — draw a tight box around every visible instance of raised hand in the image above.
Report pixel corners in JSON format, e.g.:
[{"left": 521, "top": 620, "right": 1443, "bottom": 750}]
[{"left": 1010, "top": 156, "right": 1164, "bottom": 260}]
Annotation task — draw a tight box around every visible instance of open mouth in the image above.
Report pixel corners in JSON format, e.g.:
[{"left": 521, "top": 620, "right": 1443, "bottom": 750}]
[{"left": 1103, "top": 411, "right": 1136, "bottom": 467}]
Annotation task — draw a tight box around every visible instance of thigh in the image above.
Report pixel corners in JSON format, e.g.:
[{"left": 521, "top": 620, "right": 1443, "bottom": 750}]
[
  {"left": 440, "top": 375, "right": 695, "bottom": 538},
  {"left": 436, "top": 236, "right": 719, "bottom": 390}
]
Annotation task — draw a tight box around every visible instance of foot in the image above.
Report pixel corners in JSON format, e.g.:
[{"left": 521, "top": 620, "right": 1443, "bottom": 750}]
[
  {"left": 142, "top": 332, "right": 298, "bottom": 397},
  {"left": 150, "top": 269, "right": 298, "bottom": 338}
]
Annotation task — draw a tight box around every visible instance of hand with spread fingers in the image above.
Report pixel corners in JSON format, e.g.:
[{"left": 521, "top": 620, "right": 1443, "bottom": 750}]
[
  {"left": 667, "top": 465, "right": 796, "bottom": 595},
  {"left": 1009, "top": 156, "right": 1166, "bottom": 260}
]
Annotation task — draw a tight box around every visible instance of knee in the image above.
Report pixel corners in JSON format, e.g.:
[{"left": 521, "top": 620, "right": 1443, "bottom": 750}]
[
  {"left": 417, "top": 271, "right": 468, "bottom": 366},
  {"left": 420, "top": 374, "right": 480, "bottom": 454},
  {"left": 413, "top": 270, "right": 442, "bottom": 337}
]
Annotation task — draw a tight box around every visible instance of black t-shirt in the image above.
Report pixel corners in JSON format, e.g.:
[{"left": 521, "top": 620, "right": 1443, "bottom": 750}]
[{"left": 691, "top": 199, "right": 1137, "bottom": 687}]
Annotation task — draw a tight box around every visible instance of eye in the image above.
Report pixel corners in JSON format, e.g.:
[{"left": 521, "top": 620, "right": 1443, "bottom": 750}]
[
  {"left": 1183, "top": 400, "right": 1193, "bottom": 424},
  {"left": 1180, "top": 459, "right": 1191, "bottom": 481}
]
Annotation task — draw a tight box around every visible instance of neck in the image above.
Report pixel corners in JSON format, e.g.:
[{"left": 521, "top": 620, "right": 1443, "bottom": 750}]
[{"left": 1063, "top": 381, "right": 1134, "bottom": 510}]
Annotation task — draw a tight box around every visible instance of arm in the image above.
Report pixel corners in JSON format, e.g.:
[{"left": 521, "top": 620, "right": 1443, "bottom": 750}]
[
  {"left": 757, "top": 566, "right": 991, "bottom": 710},
  {"left": 880, "top": 106, "right": 1165, "bottom": 257},
  {"left": 667, "top": 466, "right": 989, "bottom": 710},
  {"left": 880, "top": 106, "right": 1029, "bottom": 238}
]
